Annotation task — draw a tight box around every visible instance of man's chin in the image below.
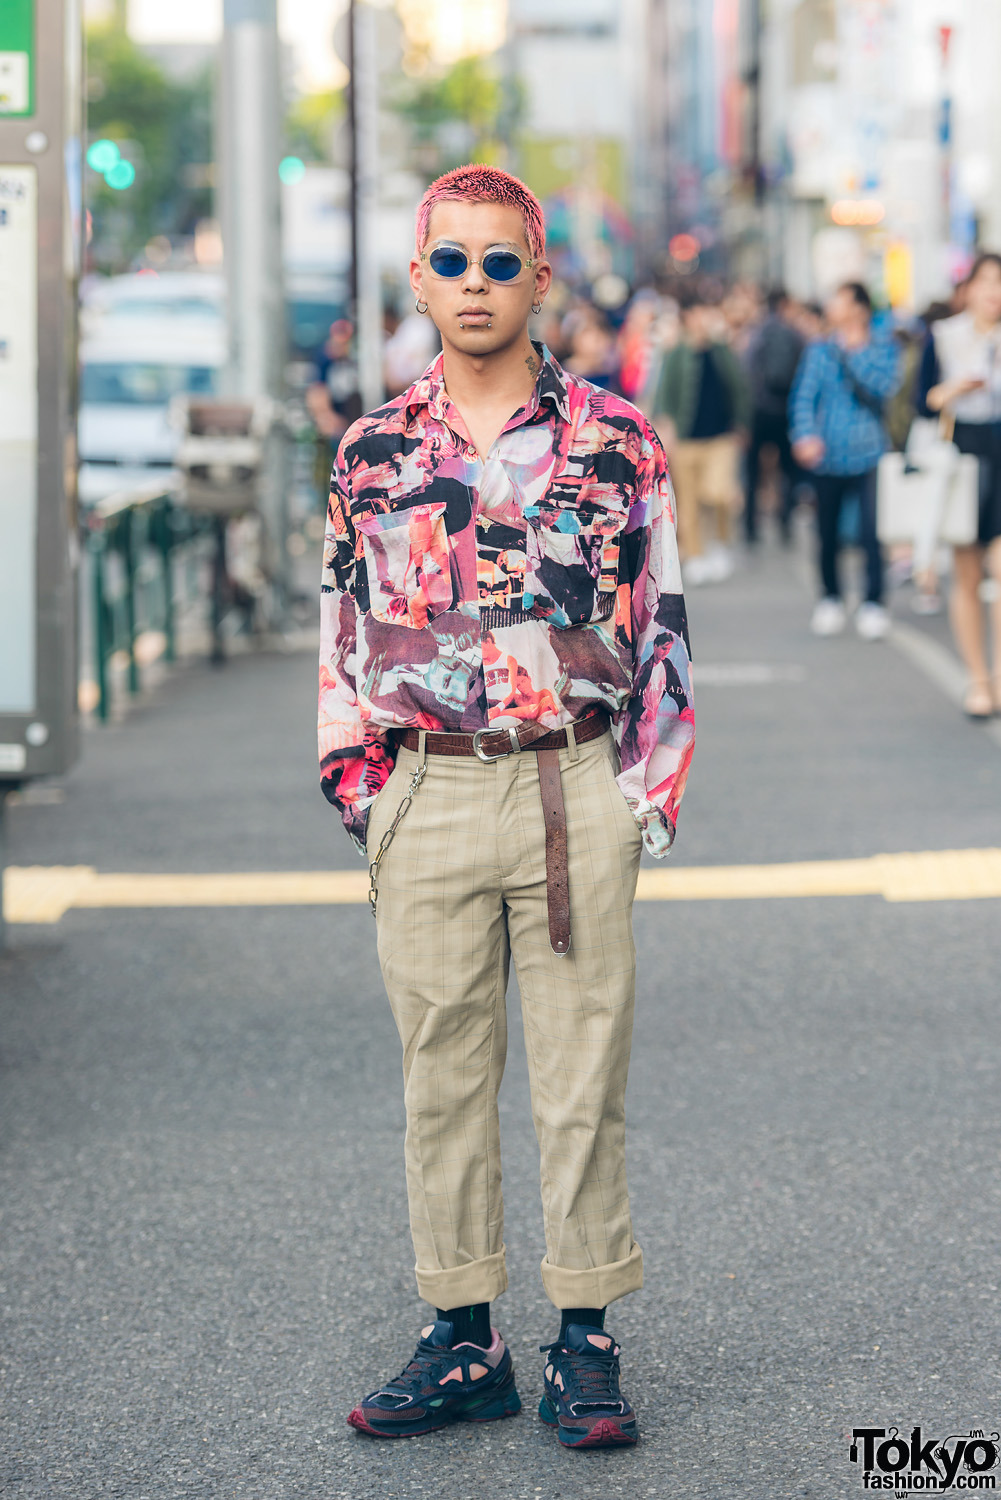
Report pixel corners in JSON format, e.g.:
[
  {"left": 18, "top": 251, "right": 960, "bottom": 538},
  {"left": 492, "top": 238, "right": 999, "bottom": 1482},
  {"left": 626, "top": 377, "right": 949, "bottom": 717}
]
[{"left": 443, "top": 325, "right": 521, "bottom": 357}]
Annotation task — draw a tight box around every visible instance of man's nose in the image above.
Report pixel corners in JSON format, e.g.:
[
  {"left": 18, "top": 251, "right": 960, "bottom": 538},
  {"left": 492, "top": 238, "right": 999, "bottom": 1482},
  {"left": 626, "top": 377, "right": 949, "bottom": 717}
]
[{"left": 462, "top": 259, "right": 488, "bottom": 292}]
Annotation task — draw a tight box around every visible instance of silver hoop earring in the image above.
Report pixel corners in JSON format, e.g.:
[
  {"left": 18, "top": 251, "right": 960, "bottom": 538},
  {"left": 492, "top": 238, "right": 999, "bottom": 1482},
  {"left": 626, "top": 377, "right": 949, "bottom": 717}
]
[
  {"left": 415, "top": 298, "right": 428, "bottom": 315},
  {"left": 532, "top": 300, "right": 543, "bottom": 315}
]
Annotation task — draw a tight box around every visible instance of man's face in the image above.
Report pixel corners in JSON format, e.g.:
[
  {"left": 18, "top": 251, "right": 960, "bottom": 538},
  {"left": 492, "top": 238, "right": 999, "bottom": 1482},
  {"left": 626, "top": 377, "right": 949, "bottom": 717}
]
[
  {"left": 826, "top": 287, "right": 866, "bottom": 332},
  {"left": 681, "top": 304, "right": 712, "bottom": 344},
  {"left": 409, "top": 200, "right": 552, "bottom": 357}
]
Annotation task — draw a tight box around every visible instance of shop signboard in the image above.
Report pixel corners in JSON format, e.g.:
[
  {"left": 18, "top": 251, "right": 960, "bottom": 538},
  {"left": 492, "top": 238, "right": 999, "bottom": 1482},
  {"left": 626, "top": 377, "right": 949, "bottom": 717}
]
[{"left": 0, "top": 0, "right": 34, "bottom": 119}]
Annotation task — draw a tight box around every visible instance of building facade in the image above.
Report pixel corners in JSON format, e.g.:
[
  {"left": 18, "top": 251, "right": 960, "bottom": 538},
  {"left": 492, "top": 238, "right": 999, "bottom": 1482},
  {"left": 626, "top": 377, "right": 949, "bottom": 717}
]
[
  {"left": 760, "top": 0, "right": 1001, "bottom": 307},
  {"left": 507, "top": 0, "right": 651, "bottom": 282}
]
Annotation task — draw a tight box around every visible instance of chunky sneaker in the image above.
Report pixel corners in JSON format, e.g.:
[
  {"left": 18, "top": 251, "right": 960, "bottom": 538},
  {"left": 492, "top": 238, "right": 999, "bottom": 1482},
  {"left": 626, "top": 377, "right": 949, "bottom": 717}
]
[
  {"left": 347, "top": 1320, "right": 521, "bottom": 1438},
  {"left": 539, "top": 1324, "right": 638, "bottom": 1449}
]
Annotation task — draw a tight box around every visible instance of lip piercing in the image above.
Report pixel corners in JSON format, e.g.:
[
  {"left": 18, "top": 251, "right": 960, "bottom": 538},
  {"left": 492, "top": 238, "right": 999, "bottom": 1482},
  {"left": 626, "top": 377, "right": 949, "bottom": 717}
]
[{"left": 459, "top": 321, "right": 491, "bottom": 328}]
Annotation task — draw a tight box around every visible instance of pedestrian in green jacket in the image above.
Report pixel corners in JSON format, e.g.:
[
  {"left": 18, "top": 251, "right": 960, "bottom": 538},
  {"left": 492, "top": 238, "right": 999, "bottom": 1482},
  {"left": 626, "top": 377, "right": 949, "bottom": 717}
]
[{"left": 651, "top": 290, "right": 751, "bottom": 585}]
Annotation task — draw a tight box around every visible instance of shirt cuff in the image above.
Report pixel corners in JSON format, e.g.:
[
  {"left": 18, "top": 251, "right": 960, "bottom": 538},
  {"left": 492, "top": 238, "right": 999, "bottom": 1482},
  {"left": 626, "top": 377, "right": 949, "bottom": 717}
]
[
  {"left": 632, "top": 799, "right": 676, "bottom": 859},
  {"left": 342, "top": 800, "right": 369, "bottom": 858}
]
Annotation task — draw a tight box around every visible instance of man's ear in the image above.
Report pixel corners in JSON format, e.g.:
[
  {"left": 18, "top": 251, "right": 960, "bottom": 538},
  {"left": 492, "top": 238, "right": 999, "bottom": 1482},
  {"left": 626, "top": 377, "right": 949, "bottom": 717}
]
[{"left": 409, "top": 257, "right": 424, "bottom": 302}]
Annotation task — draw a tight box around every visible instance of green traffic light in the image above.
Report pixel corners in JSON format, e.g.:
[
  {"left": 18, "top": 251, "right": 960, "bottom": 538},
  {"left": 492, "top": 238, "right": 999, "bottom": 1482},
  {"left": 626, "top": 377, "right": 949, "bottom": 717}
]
[
  {"left": 279, "top": 155, "right": 306, "bottom": 185},
  {"left": 104, "top": 159, "right": 136, "bottom": 190},
  {"left": 86, "top": 139, "right": 120, "bottom": 173}
]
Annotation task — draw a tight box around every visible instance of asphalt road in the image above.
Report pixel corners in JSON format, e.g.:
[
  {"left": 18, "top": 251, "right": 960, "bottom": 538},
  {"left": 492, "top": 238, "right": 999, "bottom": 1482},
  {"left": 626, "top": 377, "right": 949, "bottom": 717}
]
[{"left": 3, "top": 539, "right": 1001, "bottom": 1499}]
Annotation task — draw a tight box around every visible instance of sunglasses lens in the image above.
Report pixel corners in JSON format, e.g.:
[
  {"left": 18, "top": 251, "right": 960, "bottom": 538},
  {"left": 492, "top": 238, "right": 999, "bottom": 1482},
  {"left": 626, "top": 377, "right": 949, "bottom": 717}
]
[
  {"left": 428, "top": 246, "right": 468, "bottom": 278},
  {"left": 482, "top": 250, "right": 524, "bottom": 282}
]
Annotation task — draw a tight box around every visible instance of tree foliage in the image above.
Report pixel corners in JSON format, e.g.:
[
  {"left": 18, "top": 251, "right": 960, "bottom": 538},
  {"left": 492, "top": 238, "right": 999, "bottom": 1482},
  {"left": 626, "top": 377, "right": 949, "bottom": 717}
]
[
  {"left": 391, "top": 56, "right": 522, "bottom": 178},
  {"left": 85, "top": 24, "right": 213, "bottom": 269},
  {"left": 286, "top": 88, "right": 344, "bottom": 163}
]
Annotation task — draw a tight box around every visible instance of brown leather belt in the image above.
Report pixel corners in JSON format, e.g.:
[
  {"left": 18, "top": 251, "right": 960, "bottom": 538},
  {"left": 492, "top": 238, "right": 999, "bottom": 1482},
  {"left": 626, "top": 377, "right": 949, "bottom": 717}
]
[{"left": 396, "top": 708, "right": 609, "bottom": 956}]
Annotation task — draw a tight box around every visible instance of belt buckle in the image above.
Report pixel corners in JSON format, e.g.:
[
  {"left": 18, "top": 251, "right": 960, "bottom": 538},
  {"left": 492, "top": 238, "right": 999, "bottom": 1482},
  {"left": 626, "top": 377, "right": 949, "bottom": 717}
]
[{"left": 472, "top": 726, "right": 522, "bottom": 764}]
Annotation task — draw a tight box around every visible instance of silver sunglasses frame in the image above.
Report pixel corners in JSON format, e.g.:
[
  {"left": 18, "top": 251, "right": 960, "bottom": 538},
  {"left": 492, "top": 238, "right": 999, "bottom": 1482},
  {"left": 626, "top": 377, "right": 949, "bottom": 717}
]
[{"left": 420, "top": 242, "right": 537, "bottom": 282}]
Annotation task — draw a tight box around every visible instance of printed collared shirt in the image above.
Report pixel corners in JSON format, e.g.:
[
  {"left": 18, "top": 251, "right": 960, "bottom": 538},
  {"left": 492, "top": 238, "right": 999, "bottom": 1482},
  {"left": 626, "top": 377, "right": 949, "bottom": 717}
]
[{"left": 318, "top": 346, "right": 695, "bottom": 858}]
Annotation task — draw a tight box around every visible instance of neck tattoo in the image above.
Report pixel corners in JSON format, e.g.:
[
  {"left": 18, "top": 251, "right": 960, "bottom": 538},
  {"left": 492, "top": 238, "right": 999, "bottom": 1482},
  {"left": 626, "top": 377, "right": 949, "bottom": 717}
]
[{"left": 525, "top": 352, "right": 540, "bottom": 379}]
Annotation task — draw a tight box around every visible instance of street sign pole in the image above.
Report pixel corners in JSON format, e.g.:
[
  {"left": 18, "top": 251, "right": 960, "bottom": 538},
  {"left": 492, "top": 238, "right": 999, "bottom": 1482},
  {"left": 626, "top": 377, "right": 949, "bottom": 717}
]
[{"left": 0, "top": 0, "right": 83, "bottom": 944}]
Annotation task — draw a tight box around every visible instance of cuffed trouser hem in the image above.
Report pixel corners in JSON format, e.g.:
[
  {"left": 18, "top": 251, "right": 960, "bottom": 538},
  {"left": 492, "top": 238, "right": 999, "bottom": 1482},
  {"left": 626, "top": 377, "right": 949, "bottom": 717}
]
[
  {"left": 415, "top": 1247, "right": 509, "bottom": 1309},
  {"left": 541, "top": 1241, "right": 644, "bottom": 1310}
]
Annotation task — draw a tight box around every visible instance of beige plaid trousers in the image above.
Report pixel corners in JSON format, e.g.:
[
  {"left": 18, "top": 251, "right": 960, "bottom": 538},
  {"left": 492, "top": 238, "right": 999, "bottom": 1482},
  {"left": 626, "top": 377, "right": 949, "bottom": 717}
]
[{"left": 366, "top": 726, "right": 645, "bottom": 1310}]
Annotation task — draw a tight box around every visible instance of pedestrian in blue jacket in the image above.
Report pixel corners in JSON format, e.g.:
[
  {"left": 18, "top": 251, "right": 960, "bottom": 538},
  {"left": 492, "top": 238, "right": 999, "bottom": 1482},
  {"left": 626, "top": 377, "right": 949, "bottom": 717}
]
[{"left": 789, "top": 282, "right": 900, "bottom": 639}]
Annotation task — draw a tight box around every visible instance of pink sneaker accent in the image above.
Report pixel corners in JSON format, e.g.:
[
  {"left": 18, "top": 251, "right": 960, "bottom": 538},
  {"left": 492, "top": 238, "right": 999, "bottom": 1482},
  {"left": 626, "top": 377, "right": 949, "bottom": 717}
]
[{"left": 453, "top": 1328, "right": 506, "bottom": 1368}]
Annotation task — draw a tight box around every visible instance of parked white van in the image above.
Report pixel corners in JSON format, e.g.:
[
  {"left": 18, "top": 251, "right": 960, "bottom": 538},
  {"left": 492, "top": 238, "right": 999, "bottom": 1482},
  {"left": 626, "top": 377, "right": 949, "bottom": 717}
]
[{"left": 78, "top": 321, "right": 227, "bottom": 504}]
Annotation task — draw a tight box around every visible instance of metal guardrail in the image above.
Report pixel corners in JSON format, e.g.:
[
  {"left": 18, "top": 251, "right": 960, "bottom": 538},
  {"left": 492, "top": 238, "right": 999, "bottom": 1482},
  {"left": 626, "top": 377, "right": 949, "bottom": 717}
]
[
  {"left": 81, "top": 484, "right": 213, "bottom": 722},
  {"left": 79, "top": 412, "right": 321, "bottom": 722}
]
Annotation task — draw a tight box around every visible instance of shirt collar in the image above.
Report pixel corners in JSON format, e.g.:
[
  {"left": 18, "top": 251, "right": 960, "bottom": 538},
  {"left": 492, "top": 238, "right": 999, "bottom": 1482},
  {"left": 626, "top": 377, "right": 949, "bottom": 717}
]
[
  {"left": 534, "top": 345, "right": 572, "bottom": 423},
  {"left": 403, "top": 342, "right": 571, "bottom": 428}
]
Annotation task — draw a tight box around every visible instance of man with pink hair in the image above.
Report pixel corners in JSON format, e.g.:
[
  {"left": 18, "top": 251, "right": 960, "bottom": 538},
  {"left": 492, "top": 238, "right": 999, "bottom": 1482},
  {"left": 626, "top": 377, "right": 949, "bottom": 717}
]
[{"left": 319, "top": 164, "right": 694, "bottom": 1450}]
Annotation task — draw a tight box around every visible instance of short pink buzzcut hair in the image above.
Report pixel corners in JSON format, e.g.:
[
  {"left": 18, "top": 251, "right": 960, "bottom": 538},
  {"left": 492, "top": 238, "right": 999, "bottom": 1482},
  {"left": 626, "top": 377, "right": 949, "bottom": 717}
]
[{"left": 416, "top": 164, "right": 546, "bottom": 260}]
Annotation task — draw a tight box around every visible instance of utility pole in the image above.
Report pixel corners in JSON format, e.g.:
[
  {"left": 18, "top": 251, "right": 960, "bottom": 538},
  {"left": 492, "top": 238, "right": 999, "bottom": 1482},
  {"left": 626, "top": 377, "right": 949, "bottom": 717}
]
[
  {"left": 219, "top": 0, "right": 284, "bottom": 403},
  {"left": 347, "top": 0, "right": 359, "bottom": 335},
  {"left": 347, "top": 0, "right": 384, "bottom": 412}
]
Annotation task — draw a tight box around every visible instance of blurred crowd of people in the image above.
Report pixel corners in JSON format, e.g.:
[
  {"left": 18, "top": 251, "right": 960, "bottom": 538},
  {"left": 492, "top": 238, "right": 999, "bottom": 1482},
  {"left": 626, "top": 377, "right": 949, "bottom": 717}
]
[{"left": 305, "top": 256, "right": 1001, "bottom": 718}]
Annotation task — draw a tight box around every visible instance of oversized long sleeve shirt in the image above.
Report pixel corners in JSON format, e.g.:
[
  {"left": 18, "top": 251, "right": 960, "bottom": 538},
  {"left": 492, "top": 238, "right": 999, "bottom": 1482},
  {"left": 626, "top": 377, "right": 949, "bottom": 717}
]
[
  {"left": 318, "top": 346, "right": 695, "bottom": 859},
  {"left": 788, "top": 332, "right": 900, "bottom": 475}
]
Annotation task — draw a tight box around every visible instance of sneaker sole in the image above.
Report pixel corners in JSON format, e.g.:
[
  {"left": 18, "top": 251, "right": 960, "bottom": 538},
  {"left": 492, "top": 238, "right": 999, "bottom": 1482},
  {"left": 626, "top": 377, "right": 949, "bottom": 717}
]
[
  {"left": 348, "top": 1373, "right": 521, "bottom": 1438},
  {"left": 539, "top": 1394, "right": 638, "bottom": 1449}
]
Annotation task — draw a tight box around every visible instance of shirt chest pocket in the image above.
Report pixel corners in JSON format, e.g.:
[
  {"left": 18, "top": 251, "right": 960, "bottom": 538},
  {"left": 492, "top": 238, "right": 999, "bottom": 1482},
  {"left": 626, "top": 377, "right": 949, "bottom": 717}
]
[
  {"left": 523, "top": 502, "right": 626, "bottom": 627},
  {"left": 356, "top": 502, "right": 455, "bottom": 629}
]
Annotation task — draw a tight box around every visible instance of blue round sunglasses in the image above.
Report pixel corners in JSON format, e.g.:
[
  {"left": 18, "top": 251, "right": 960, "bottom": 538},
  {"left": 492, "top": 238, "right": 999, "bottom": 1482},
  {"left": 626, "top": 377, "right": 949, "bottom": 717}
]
[{"left": 421, "top": 242, "right": 536, "bottom": 283}]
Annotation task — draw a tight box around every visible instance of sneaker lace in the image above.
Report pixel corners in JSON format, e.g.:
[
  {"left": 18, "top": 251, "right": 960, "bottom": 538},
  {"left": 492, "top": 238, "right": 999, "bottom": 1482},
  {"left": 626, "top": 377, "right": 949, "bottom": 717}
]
[
  {"left": 540, "top": 1339, "right": 623, "bottom": 1414},
  {"left": 376, "top": 1339, "right": 449, "bottom": 1405}
]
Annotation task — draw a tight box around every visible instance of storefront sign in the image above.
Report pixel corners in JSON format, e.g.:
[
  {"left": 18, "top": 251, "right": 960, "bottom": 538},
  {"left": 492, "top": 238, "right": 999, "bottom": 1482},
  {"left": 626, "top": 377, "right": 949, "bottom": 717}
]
[{"left": 0, "top": 0, "right": 34, "bottom": 118}]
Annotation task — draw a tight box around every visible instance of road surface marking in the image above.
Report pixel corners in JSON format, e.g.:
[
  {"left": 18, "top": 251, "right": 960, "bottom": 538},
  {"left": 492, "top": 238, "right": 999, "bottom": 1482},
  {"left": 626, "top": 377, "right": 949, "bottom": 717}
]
[
  {"left": 695, "top": 663, "right": 807, "bottom": 686},
  {"left": 5, "top": 848, "right": 1001, "bottom": 923}
]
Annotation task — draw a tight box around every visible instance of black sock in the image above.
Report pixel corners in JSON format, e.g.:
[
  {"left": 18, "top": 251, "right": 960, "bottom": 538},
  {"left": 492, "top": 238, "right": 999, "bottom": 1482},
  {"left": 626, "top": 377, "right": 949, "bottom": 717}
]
[
  {"left": 559, "top": 1306, "right": 605, "bottom": 1342},
  {"left": 436, "top": 1302, "right": 491, "bottom": 1348}
]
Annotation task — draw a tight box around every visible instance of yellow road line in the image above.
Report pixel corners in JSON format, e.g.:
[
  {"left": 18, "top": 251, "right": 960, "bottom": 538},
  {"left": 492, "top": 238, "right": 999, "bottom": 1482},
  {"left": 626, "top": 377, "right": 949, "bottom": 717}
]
[{"left": 5, "top": 848, "right": 1001, "bottom": 923}]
